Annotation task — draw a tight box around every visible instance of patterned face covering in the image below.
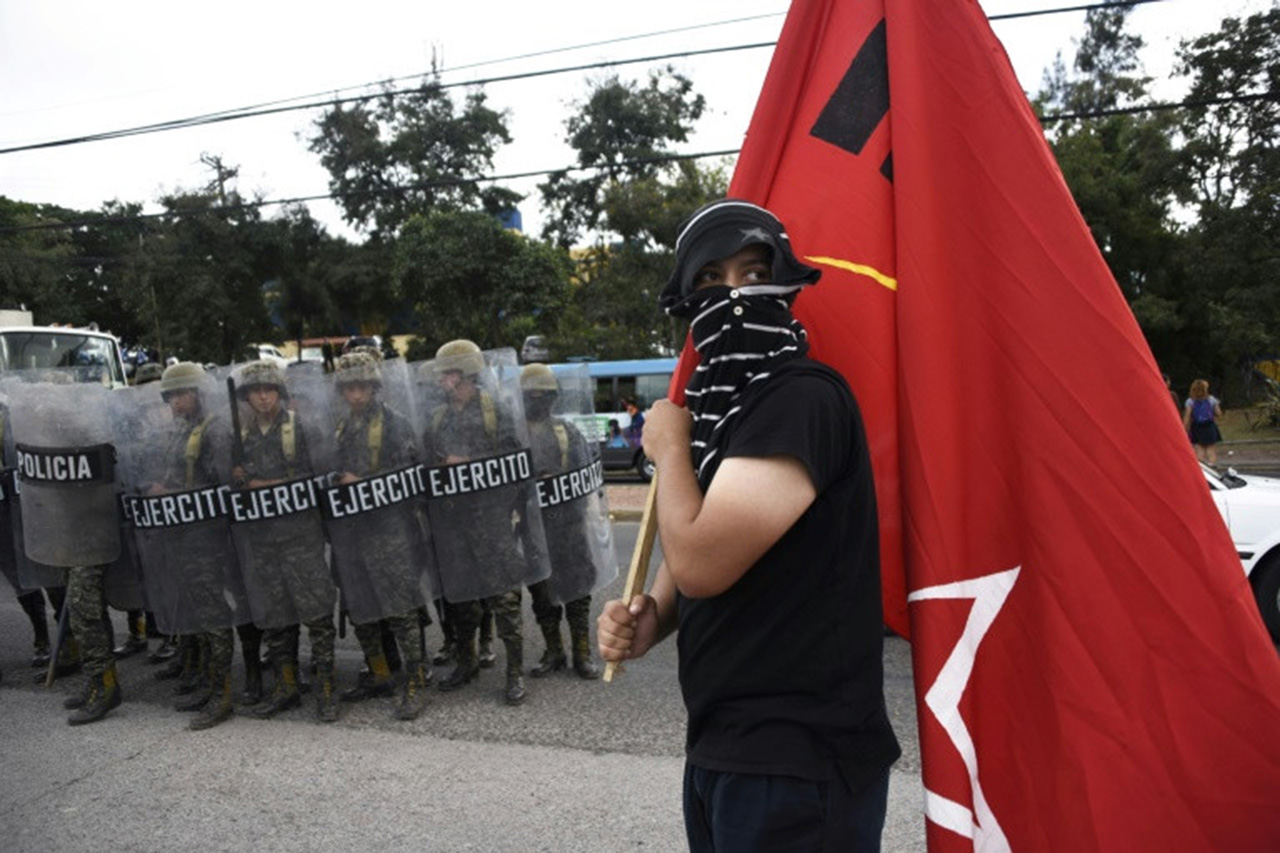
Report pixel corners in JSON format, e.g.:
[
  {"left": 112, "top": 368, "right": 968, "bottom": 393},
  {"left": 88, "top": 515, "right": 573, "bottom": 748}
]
[
  {"left": 662, "top": 199, "right": 822, "bottom": 486},
  {"left": 683, "top": 283, "right": 810, "bottom": 486}
]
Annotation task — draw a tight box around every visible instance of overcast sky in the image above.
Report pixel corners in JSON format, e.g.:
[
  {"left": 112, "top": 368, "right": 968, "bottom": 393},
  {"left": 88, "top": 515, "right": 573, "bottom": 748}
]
[{"left": 0, "top": 0, "right": 1270, "bottom": 241}]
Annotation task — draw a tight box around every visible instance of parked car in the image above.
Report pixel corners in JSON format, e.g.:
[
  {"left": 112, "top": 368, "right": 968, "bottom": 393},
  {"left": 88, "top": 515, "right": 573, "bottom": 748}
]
[
  {"left": 1203, "top": 463, "right": 1280, "bottom": 642},
  {"left": 237, "top": 343, "right": 290, "bottom": 370},
  {"left": 342, "top": 335, "right": 382, "bottom": 355},
  {"left": 598, "top": 412, "right": 655, "bottom": 483}
]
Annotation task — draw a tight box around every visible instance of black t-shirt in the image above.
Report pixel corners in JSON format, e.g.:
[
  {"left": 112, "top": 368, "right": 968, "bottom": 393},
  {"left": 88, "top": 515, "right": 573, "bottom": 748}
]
[{"left": 677, "top": 358, "right": 901, "bottom": 790}]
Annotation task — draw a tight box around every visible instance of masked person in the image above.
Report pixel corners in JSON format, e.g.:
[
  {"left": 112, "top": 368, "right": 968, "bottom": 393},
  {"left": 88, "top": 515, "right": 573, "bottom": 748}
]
[
  {"left": 229, "top": 361, "right": 339, "bottom": 723},
  {"left": 520, "top": 364, "right": 615, "bottom": 680},
  {"left": 420, "top": 340, "right": 550, "bottom": 706},
  {"left": 328, "top": 352, "right": 433, "bottom": 720},
  {"left": 597, "top": 200, "right": 901, "bottom": 851}
]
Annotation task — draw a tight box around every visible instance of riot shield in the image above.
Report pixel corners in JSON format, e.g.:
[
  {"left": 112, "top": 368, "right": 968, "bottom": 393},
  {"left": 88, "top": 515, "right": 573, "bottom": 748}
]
[
  {"left": 6, "top": 372, "right": 121, "bottom": 568},
  {"left": 117, "top": 372, "right": 247, "bottom": 635},
  {"left": 0, "top": 390, "right": 24, "bottom": 594},
  {"left": 0, "top": 382, "right": 63, "bottom": 590},
  {"left": 410, "top": 347, "right": 551, "bottom": 603},
  {"left": 525, "top": 364, "right": 618, "bottom": 604},
  {"left": 321, "top": 356, "right": 435, "bottom": 624},
  {"left": 223, "top": 361, "right": 336, "bottom": 630}
]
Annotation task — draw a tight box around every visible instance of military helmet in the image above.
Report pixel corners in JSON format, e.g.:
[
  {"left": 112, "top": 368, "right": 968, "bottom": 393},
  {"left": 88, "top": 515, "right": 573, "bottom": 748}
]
[
  {"left": 335, "top": 351, "right": 382, "bottom": 387},
  {"left": 237, "top": 360, "right": 287, "bottom": 398},
  {"left": 134, "top": 362, "right": 165, "bottom": 385},
  {"left": 159, "top": 362, "right": 205, "bottom": 395},
  {"left": 435, "top": 339, "right": 484, "bottom": 376},
  {"left": 519, "top": 363, "right": 558, "bottom": 393}
]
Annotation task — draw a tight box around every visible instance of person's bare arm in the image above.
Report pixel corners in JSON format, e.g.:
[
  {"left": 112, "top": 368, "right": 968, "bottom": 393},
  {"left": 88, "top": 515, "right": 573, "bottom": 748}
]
[{"left": 643, "top": 400, "right": 817, "bottom": 599}]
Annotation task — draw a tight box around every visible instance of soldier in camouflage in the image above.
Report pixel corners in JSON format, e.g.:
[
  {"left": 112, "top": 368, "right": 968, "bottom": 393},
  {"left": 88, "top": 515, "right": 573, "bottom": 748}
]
[
  {"left": 331, "top": 352, "right": 432, "bottom": 720},
  {"left": 422, "top": 340, "right": 527, "bottom": 706},
  {"left": 144, "top": 363, "right": 239, "bottom": 730},
  {"left": 231, "top": 361, "right": 339, "bottom": 723},
  {"left": 520, "top": 364, "right": 602, "bottom": 679}
]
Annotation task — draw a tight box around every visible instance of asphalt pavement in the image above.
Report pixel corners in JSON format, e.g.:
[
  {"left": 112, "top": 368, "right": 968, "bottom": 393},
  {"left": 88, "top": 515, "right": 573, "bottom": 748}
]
[{"left": 0, "top": 521, "right": 927, "bottom": 852}]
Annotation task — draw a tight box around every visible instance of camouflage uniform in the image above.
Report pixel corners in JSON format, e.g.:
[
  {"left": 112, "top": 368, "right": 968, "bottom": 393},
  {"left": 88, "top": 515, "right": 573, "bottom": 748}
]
[
  {"left": 423, "top": 346, "right": 527, "bottom": 704},
  {"left": 332, "top": 370, "right": 431, "bottom": 718},
  {"left": 232, "top": 365, "right": 337, "bottom": 720},
  {"left": 144, "top": 364, "right": 243, "bottom": 728},
  {"left": 524, "top": 409, "right": 602, "bottom": 679}
]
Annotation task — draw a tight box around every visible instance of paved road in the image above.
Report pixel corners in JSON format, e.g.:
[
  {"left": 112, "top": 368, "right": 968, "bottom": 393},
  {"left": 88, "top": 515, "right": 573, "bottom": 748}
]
[{"left": 0, "top": 523, "right": 926, "bottom": 852}]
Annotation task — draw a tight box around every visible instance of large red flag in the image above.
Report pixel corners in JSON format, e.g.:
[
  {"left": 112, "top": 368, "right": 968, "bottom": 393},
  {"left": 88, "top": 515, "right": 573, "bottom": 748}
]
[{"left": 687, "top": 0, "right": 1280, "bottom": 848}]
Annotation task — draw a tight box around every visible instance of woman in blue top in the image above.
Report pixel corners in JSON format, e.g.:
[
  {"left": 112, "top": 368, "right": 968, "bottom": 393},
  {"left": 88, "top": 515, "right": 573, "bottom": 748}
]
[{"left": 1183, "top": 378, "right": 1224, "bottom": 465}]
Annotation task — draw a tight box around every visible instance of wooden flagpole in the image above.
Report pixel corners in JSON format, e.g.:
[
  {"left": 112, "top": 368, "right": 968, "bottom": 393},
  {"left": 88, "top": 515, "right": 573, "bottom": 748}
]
[{"left": 602, "top": 471, "right": 659, "bottom": 682}]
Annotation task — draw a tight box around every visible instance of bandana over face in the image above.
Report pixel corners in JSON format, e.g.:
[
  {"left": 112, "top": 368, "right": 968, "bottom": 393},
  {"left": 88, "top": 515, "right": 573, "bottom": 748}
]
[{"left": 663, "top": 200, "right": 821, "bottom": 486}]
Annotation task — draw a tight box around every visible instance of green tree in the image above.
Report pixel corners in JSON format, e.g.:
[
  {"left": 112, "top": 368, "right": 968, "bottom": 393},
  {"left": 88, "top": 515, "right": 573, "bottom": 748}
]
[
  {"left": 538, "top": 69, "right": 724, "bottom": 359},
  {"left": 1036, "top": 6, "right": 1193, "bottom": 384},
  {"left": 140, "top": 187, "right": 279, "bottom": 364},
  {"left": 0, "top": 198, "right": 97, "bottom": 325},
  {"left": 551, "top": 159, "right": 729, "bottom": 359},
  {"left": 309, "top": 74, "right": 520, "bottom": 238},
  {"left": 539, "top": 67, "right": 707, "bottom": 249},
  {"left": 1173, "top": 7, "right": 1280, "bottom": 398},
  {"left": 264, "top": 205, "right": 339, "bottom": 352},
  {"left": 392, "top": 210, "right": 570, "bottom": 353}
]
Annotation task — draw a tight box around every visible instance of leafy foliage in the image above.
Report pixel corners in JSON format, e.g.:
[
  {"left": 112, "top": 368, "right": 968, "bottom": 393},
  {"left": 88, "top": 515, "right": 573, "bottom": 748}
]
[
  {"left": 309, "top": 75, "right": 521, "bottom": 238},
  {"left": 392, "top": 210, "right": 570, "bottom": 353},
  {"left": 539, "top": 68, "right": 707, "bottom": 249}
]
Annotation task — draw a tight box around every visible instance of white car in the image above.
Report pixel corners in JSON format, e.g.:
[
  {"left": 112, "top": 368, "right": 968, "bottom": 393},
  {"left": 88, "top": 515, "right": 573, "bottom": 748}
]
[{"left": 1203, "top": 463, "right": 1280, "bottom": 642}]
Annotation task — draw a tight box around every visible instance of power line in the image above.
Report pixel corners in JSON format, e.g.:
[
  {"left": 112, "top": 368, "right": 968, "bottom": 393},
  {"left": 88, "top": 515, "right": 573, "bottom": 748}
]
[
  {"left": 0, "top": 148, "right": 742, "bottom": 235},
  {"left": 2, "top": 81, "right": 1271, "bottom": 238},
  {"left": 2, "top": 0, "right": 1174, "bottom": 156},
  {"left": 0, "top": 43, "right": 776, "bottom": 156},
  {"left": 1, "top": 13, "right": 789, "bottom": 150}
]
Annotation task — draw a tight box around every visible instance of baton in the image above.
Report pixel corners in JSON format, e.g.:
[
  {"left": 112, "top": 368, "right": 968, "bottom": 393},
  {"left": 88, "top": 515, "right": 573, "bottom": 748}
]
[
  {"left": 603, "top": 471, "right": 659, "bottom": 683},
  {"left": 226, "top": 377, "right": 247, "bottom": 479},
  {"left": 44, "top": 597, "right": 72, "bottom": 689}
]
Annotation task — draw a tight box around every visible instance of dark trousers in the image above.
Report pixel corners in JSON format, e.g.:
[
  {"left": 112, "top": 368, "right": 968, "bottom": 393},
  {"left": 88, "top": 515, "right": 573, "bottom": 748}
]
[{"left": 683, "top": 764, "right": 890, "bottom": 853}]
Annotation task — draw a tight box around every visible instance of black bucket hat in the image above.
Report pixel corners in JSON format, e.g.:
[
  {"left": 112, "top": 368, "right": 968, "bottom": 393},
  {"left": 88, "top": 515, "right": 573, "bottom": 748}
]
[{"left": 659, "top": 199, "right": 821, "bottom": 315}]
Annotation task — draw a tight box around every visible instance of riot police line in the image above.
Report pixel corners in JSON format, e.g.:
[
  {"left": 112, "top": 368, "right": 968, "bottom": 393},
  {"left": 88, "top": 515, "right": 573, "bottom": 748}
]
[{"left": 0, "top": 344, "right": 618, "bottom": 728}]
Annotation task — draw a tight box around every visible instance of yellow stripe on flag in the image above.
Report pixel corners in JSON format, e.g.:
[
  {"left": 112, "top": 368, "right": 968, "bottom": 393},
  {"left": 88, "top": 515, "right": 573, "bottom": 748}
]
[{"left": 805, "top": 255, "right": 898, "bottom": 291}]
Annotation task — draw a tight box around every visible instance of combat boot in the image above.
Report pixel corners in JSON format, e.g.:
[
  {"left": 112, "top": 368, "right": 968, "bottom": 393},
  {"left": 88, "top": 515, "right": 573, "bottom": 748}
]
[
  {"left": 67, "top": 668, "right": 123, "bottom": 726},
  {"left": 530, "top": 622, "right": 566, "bottom": 678},
  {"left": 36, "top": 636, "right": 82, "bottom": 683},
  {"left": 503, "top": 635, "right": 525, "bottom": 705},
  {"left": 175, "top": 684, "right": 212, "bottom": 712},
  {"left": 394, "top": 665, "right": 430, "bottom": 721},
  {"left": 240, "top": 654, "right": 263, "bottom": 706},
  {"left": 63, "top": 680, "right": 92, "bottom": 710},
  {"left": 316, "top": 673, "right": 339, "bottom": 723},
  {"left": 251, "top": 663, "right": 301, "bottom": 719},
  {"left": 570, "top": 626, "right": 601, "bottom": 681},
  {"left": 113, "top": 611, "right": 148, "bottom": 659},
  {"left": 189, "top": 674, "right": 234, "bottom": 731},
  {"left": 237, "top": 624, "right": 263, "bottom": 704},
  {"left": 31, "top": 640, "right": 51, "bottom": 669},
  {"left": 438, "top": 641, "right": 479, "bottom": 692},
  {"left": 148, "top": 636, "right": 177, "bottom": 664},
  {"left": 173, "top": 636, "right": 207, "bottom": 696},
  {"left": 505, "top": 665, "right": 526, "bottom": 706},
  {"left": 431, "top": 640, "right": 455, "bottom": 666},
  {"left": 157, "top": 636, "right": 194, "bottom": 681},
  {"left": 341, "top": 654, "right": 395, "bottom": 702},
  {"left": 478, "top": 608, "right": 496, "bottom": 668}
]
